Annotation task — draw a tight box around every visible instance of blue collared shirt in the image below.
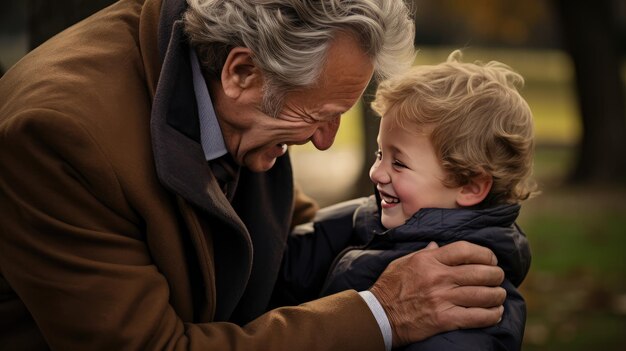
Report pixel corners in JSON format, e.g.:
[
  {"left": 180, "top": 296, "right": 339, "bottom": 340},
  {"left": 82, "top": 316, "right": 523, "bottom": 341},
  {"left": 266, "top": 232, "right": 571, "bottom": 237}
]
[{"left": 190, "top": 48, "right": 227, "bottom": 161}]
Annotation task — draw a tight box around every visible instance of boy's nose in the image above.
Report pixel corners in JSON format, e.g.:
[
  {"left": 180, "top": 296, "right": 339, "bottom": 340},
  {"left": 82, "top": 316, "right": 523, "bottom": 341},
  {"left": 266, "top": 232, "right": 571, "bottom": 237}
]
[{"left": 369, "top": 161, "right": 390, "bottom": 184}]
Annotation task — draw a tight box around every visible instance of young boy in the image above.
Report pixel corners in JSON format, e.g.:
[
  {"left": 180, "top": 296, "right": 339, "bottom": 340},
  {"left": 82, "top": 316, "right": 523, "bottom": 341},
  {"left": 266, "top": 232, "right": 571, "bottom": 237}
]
[
  {"left": 275, "top": 50, "right": 535, "bottom": 351},
  {"left": 274, "top": 50, "right": 536, "bottom": 350}
]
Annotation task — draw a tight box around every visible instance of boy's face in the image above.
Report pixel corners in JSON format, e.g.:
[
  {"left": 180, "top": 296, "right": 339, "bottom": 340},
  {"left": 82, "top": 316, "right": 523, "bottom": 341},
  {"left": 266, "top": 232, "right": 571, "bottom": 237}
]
[{"left": 370, "top": 115, "right": 462, "bottom": 229}]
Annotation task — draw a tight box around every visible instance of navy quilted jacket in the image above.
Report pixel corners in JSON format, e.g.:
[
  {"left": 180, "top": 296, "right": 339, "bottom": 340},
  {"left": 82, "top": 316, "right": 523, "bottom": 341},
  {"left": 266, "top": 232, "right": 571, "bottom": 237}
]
[{"left": 273, "top": 196, "right": 531, "bottom": 351}]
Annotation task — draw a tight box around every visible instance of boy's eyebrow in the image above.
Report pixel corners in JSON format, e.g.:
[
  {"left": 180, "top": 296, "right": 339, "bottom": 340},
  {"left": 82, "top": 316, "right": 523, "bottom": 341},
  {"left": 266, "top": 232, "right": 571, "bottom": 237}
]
[{"left": 388, "top": 144, "right": 406, "bottom": 156}]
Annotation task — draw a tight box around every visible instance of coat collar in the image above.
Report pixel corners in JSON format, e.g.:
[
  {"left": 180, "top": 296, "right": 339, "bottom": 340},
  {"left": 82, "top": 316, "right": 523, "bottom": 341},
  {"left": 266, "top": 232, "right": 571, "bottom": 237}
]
[
  {"left": 150, "top": 0, "right": 253, "bottom": 320},
  {"left": 151, "top": 8, "right": 249, "bottom": 238},
  {"left": 149, "top": 0, "right": 296, "bottom": 323}
]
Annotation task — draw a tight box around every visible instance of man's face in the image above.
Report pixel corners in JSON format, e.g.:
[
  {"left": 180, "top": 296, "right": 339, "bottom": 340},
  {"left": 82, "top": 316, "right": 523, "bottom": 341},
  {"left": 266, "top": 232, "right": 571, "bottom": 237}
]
[{"left": 217, "top": 33, "right": 374, "bottom": 172}]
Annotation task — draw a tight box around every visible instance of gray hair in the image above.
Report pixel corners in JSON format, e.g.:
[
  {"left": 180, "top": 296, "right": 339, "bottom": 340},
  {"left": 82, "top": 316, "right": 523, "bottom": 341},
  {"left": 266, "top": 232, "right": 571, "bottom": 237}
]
[{"left": 184, "top": 0, "right": 416, "bottom": 117}]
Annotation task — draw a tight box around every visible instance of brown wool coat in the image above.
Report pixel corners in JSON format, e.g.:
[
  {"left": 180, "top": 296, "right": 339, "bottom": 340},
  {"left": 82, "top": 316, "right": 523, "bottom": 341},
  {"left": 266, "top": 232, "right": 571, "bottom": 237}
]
[{"left": 0, "top": 0, "right": 384, "bottom": 349}]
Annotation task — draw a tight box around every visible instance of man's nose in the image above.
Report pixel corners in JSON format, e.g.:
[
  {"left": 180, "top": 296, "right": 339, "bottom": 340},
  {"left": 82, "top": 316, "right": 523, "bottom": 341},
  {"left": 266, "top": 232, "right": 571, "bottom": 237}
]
[{"left": 311, "top": 118, "right": 340, "bottom": 150}]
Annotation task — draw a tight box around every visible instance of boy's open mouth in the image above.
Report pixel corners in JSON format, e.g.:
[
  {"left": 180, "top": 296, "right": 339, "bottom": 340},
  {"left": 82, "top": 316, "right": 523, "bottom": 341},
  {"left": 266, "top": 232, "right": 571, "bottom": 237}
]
[{"left": 379, "top": 190, "right": 400, "bottom": 204}]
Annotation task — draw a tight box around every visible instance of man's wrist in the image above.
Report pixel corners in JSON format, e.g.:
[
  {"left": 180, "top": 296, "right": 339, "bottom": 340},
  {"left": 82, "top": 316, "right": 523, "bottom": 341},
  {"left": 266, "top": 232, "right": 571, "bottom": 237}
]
[{"left": 358, "top": 290, "right": 392, "bottom": 351}]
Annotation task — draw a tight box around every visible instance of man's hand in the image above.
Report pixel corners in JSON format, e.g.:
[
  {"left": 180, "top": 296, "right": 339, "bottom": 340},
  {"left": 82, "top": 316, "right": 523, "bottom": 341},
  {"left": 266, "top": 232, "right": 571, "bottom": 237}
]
[{"left": 369, "top": 241, "right": 506, "bottom": 347}]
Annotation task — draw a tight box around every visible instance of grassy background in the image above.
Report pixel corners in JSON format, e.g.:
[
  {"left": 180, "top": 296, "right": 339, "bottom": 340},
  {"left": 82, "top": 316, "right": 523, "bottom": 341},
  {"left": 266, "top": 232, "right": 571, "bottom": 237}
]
[{"left": 294, "top": 47, "right": 626, "bottom": 350}]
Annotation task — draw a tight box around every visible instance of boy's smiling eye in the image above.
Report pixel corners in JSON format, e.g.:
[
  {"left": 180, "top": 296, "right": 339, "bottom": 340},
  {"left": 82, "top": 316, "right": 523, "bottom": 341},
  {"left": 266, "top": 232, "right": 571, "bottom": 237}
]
[
  {"left": 392, "top": 159, "right": 407, "bottom": 168},
  {"left": 375, "top": 148, "right": 408, "bottom": 169}
]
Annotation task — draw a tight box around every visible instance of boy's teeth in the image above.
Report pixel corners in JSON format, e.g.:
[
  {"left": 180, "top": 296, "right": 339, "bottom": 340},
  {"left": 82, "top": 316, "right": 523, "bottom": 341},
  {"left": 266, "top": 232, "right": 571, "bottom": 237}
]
[{"left": 382, "top": 194, "right": 399, "bottom": 204}]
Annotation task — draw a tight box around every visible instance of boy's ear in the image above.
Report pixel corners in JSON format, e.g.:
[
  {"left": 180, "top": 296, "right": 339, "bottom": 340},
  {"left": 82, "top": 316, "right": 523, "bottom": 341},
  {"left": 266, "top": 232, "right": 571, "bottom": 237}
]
[
  {"left": 220, "top": 47, "right": 263, "bottom": 100},
  {"left": 456, "top": 174, "right": 493, "bottom": 207}
]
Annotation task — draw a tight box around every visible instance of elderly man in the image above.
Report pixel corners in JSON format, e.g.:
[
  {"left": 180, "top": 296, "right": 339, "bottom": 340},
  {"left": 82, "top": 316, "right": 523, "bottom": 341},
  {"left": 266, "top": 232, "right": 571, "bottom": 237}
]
[{"left": 0, "top": 0, "right": 508, "bottom": 350}]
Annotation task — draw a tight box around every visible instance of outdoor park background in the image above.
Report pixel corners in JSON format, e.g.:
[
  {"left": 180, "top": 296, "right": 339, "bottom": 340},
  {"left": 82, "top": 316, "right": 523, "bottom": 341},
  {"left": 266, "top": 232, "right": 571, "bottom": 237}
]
[{"left": 1, "top": 1, "right": 625, "bottom": 350}]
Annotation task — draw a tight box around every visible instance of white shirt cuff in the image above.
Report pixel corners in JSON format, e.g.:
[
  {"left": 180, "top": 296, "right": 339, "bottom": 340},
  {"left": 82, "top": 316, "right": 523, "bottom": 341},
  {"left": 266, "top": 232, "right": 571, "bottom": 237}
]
[{"left": 358, "top": 290, "right": 392, "bottom": 351}]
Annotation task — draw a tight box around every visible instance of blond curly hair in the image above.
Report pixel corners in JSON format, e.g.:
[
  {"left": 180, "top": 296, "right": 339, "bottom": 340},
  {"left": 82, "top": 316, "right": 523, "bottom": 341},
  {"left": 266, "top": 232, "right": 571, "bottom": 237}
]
[{"left": 372, "top": 50, "right": 538, "bottom": 205}]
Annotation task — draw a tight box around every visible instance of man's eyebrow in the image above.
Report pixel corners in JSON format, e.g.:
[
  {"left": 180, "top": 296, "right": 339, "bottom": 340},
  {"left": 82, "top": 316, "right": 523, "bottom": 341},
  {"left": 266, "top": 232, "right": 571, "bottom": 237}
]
[{"left": 307, "top": 111, "right": 342, "bottom": 123}]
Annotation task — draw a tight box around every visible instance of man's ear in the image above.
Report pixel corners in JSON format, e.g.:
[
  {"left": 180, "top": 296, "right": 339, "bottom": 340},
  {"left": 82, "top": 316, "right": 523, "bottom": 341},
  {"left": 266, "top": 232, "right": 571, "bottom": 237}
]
[
  {"left": 456, "top": 174, "right": 493, "bottom": 207},
  {"left": 221, "top": 47, "right": 262, "bottom": 100}
]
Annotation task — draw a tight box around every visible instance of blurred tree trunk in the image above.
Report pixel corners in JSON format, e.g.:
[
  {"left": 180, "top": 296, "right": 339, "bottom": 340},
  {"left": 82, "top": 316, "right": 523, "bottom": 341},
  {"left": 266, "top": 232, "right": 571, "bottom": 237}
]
[
  {"left": 554, "top": 0, "right": 626, "bottom": 184},
  {"left": 28, "top": 0, "right": 117, "bottom": 49},
  {"left": 351, "top": 80, "right": 380, "bottom": 198}
]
